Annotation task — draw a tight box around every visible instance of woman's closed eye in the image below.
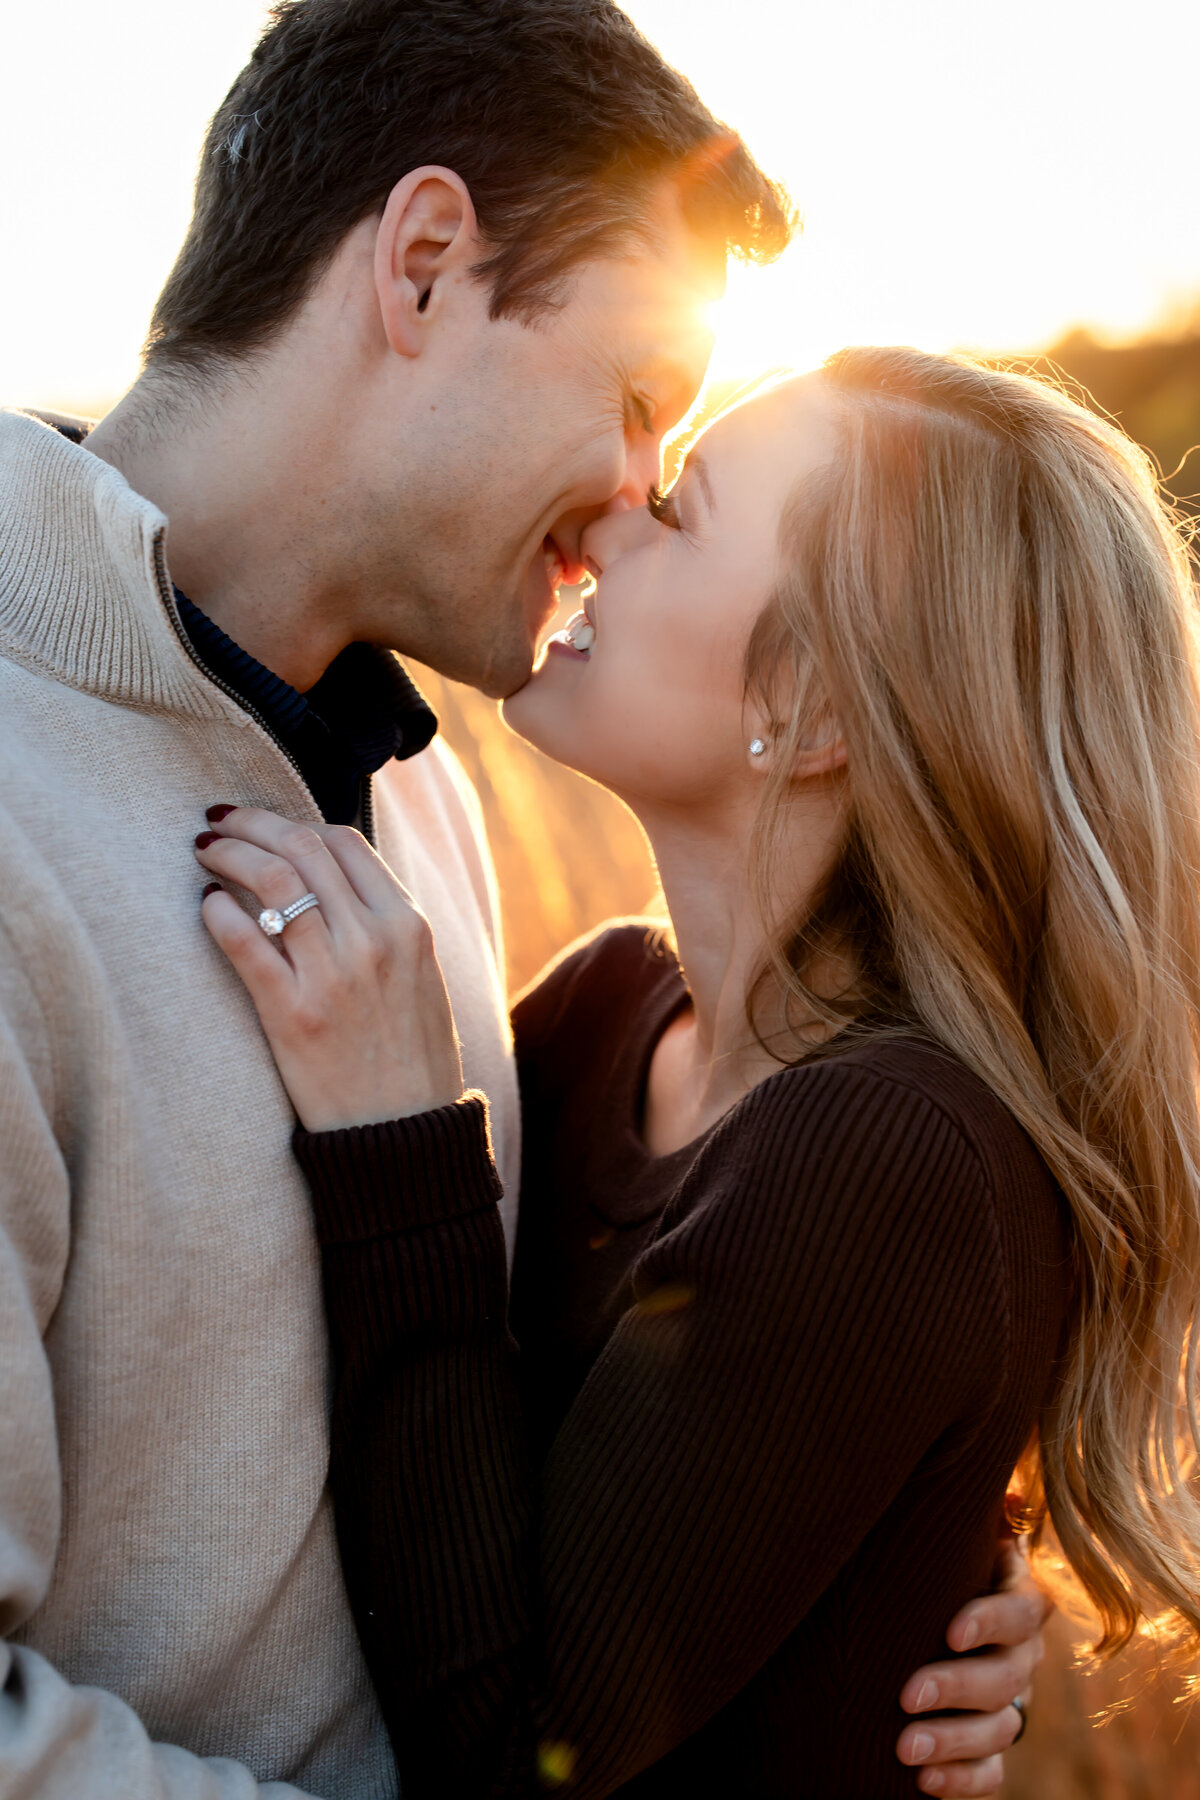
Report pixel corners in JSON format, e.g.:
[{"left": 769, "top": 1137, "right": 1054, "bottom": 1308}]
[
  {"left": 628, "top": 391, "right": 657, "bottom": 435},
  {"left": 647, "top": 484, "right": 682, "bottom": 530}
]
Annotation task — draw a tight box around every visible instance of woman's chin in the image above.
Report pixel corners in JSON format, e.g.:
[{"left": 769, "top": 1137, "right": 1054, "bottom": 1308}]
[
  {"left": 498, "top": 688, "right": 536, "bottom": 743},
  {"left": 501, "top": 653, "right": 599, "bottom": 777},
  {"left": 501, "top": 663, "right": 569, "bottom": 755}
]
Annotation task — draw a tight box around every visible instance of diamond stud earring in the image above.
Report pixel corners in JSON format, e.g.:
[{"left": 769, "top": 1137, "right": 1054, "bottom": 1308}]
[{"left": 749, "top": 737, "right": 768, "bottom": 758}]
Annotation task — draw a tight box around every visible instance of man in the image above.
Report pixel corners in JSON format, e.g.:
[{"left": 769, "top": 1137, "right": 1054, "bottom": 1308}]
[{"left": 0, "top": 2, "right": 1041, "bottom": 1794}]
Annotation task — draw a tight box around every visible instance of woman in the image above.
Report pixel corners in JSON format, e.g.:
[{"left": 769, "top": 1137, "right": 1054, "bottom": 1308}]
[{"left": 194, "top": 349, "right": 1200, "bottom": 1797}]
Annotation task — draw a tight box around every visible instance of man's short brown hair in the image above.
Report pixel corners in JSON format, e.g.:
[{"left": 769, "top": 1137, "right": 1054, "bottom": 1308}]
[{"left": 146, "top": 0, "right": 795, "bottom": 374}]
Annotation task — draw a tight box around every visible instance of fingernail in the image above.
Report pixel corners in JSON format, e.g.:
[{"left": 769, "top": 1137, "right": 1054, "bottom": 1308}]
[
  {"left": 920, "top": 1772, "right": 945, "bottom": 1794},
  {"left": 960, "top": 1619, "right": 979, "bottom": 1650},
  {"left": 914, "top": 1680, "right": 938, "bottom": 1711},
  {"left": 205, "top": 804, "right": 237, "bottom": 822},
  {"left": 195, "top": 831, "right": 220, "bottom": 849},
  {"left": 909, "top": 1732, "right": 935, "bottom": 1763},
  {"left": 201, "top": 882, "right": 222, "bottom": 899}
]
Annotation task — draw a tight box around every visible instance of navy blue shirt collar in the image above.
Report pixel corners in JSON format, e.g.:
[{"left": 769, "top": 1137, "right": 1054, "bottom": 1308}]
[{"left": 175, "top": 589, "right": 437, "bottom": 826}]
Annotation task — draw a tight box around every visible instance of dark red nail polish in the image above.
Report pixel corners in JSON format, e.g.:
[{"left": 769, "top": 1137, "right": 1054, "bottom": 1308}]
[
  {"left": 195, "top": 831, "right": 220, "bottom": 849},
  {"left": 201, "top": 882, "right": 222, "bottom": 899},
  {"left": 205, "top": 804, "right": 237, "bottom": 822}
]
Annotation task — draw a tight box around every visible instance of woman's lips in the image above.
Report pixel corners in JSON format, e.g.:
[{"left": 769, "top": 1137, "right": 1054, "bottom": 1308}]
[
  {"left": 546, "top": 636, "right": 590, "bottom": 662},
  {"left": 549, "top": 608, "right": 595, "bottom": 656}
]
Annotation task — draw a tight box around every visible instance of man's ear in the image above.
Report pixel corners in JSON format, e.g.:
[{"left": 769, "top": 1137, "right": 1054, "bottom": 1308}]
[{"left": 374, "top": 166, "right": 479, "bottom": 358}]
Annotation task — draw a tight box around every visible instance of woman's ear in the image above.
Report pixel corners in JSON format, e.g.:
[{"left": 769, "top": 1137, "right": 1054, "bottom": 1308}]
[
  {"left": 746, "top": 704, "right": 846, "bottom": 780},
  {"left": 793, "top": 717, "right": 847, "bottom": 781},
  {"left": 374, "top": 166, "right": 479, "bottom": 357}
]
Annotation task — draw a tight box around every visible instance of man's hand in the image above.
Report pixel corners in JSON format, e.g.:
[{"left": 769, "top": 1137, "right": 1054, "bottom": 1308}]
[{"left": 895, "top": 1541, "right": 1047, "bottom": 1795}]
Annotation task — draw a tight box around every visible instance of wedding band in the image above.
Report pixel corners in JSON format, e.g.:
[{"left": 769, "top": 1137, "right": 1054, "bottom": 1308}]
[
  {"left": 1009, "top": 1695, "right": 1028, "bottom": 1744},
  {"left": 258, "top": 893, "right": 320, "bottom": 936}
]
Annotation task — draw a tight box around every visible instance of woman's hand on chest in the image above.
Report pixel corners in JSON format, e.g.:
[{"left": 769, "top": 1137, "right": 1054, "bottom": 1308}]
[{"left": 195, "top": 806, "right": 465, "bottom": 1131}]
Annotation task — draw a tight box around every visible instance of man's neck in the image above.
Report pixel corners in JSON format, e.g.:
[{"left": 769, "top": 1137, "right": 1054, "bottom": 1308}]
[{"left": 85, "top": 370, "right": 357, "bottom": 692}]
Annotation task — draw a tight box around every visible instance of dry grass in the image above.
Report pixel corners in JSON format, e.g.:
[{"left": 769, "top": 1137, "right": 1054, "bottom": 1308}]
[{"left": 1007, "top": 1612, "right": 1200, "bottom": 1798}]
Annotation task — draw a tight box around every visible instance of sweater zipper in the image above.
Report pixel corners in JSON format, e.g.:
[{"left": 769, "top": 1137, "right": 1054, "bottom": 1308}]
[
  {"left": 359, "top": 775, "right": 375, "bottom": 844},
  {"left": 151, "top": 532, "right": 377, "bottom": 847}
]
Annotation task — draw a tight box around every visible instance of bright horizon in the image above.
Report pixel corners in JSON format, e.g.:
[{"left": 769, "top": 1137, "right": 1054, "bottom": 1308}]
[{"left": 4, "top": 0, "right": 1199, "bottom": 414}]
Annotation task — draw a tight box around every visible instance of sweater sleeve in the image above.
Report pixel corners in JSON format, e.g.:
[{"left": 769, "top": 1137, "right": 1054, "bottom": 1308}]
[
  {"left": 297, "top": 1062, "right": 1007, "bottom": 1800},
  {"left": 0, "top": 929, "right": 319, "bottom": 1800}
]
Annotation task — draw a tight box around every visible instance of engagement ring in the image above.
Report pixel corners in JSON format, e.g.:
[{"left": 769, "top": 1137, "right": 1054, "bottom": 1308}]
[{"left": 258, "top": 893, "right": 320, "bottom": 936}]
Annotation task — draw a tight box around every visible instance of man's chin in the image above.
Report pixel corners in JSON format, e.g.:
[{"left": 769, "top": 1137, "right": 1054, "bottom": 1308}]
[
  {"left": 404, "top": 623, "right": 535, "bottom": 701},
  {"left": 439, "top": 632, "right": 534, "bottom": 701},
  {"left": 477, "top": 642, "right": 537, "bottom": 701}
]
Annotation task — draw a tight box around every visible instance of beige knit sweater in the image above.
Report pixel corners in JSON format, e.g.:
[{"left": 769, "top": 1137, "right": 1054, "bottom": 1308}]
[{"left": 0, "top": 409, "right": 520, "bottom": 1799}]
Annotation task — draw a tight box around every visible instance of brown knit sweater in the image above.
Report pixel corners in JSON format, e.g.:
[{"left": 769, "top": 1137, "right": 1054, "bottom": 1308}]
[{"left": 295, "top": 924, "right": 1069, "bottom": 1799}]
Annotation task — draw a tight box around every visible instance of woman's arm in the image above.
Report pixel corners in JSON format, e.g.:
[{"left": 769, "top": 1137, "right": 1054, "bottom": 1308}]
[
  {"left": 300, "top": 1060, "right": 1018, "bottom": 1799},
  {"left": 195, "top": 807, "right": 1045, "bottom": 1799},
  {"left": 295, "top": 1098, "right": 533, "bottom": 1798}
]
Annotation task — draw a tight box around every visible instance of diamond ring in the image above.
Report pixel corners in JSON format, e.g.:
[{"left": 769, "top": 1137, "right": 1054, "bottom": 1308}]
[{"left": 258, "top": 892, "right": 321, "bottom": 936}]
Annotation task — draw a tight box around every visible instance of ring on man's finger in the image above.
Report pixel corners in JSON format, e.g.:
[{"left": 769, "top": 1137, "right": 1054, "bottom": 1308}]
[
  {"left": 1009, "top": 1695, "right": 1028, "bottom": 1744},
  {"left": 258, "top": 893, "right": 321, "bottom": 936}
]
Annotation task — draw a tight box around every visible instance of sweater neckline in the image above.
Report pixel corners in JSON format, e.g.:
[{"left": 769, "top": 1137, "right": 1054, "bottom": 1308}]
[
  {"left": 0, "top": 409, "right": 240, "bottom": 721},
  {"left": 583, "top": 950, "right": 725, "bottom": 1228},
  {"left": 611, "top": 939, "right": 888, "bottom": 1189},
  {"left": 175, "top": 590, "right": 437, "bottom": 824},
  {"left": 624, "top": 957, "right": 699, "bottom": 1167}
]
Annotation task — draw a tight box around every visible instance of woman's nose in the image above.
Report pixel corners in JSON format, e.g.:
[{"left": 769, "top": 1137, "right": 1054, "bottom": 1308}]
[
  {"left": 580, "top": 431, "right": 664, "bottom": 573},
  {"left": 580, "top": 497, "right": 656, "bottom": 577}
]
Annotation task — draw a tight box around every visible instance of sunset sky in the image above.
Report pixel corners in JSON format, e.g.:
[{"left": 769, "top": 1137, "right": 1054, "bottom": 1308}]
[{"left": 4, "top": 0, "right": 1199, "bottom": 413}]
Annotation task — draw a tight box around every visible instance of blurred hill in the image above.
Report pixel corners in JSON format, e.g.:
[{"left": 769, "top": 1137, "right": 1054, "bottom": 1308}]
[{"left": 1021, "top": 319, "right": 1200, "bottom": 524}]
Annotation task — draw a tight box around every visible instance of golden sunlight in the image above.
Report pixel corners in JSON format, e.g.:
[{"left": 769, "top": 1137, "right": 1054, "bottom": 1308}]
[
  {"left": 628, "top": 0, "right": 1200, "bottom": 390},
  {"left": 5, "top": 0, "right": 1200, "bottom": 411},
  {"left": 7, "top": 5, "right": 1200, "bottom": 1798}
]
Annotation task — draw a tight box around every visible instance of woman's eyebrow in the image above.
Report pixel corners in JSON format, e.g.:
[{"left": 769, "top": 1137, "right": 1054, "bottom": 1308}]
[{"left": 684, "top": 452, "right": 715, "bottom": 514}]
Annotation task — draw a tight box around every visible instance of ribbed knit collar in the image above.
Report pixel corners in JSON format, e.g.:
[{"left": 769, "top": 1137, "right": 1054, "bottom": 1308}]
[
  {"left": 175, "top": 591, "right": 436, "bottom": 825},
  {"left": 0, "top": 408, "right": 241, "bottom": 720},
  {"left": 0, "top": 411, "right": 439, "bottom": 812}
]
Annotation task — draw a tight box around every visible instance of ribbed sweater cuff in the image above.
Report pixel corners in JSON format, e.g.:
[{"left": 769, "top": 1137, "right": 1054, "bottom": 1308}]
[{"left": 293, "top": 1092, "right": 503, "bottom": 1245}]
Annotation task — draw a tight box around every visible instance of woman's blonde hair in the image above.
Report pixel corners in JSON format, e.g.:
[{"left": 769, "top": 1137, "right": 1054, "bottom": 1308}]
[{"left": 745, "top": 345, "right": 1200, "bottom": 1658}]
